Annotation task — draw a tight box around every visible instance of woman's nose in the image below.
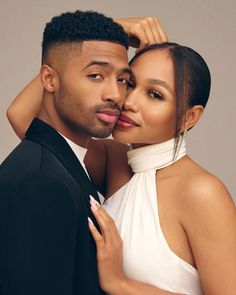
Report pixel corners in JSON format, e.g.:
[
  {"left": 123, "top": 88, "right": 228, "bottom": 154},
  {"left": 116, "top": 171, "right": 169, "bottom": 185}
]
[{"left": 123, "top": 89, "right": 139, "bottom": 112}]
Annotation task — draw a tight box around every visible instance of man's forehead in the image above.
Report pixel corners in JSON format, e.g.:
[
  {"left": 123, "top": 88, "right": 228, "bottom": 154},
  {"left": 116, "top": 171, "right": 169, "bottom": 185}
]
[
  {"left": 81, "top": 40, "right": 128, "bottom": 62},
  {"left": 50, "top": 41, "right": 129, "bottom": 73}
]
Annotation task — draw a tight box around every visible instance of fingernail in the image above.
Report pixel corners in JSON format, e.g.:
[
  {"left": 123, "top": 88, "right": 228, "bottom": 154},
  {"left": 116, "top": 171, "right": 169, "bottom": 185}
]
[
  {"left": 90, "top": 201, "right": 98, "bottom": 211},
  {"left": 89, "top": 195, "right": 100, "bottom": 206},
  {"left": 88, "top": 217, "right": 94, "bottom": 225}
]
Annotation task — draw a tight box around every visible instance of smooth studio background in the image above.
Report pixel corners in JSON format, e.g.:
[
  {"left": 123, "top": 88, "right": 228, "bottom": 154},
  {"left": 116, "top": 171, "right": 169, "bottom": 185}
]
[{"left": 1, "top": 0, "right": 235, "bottom": 202}]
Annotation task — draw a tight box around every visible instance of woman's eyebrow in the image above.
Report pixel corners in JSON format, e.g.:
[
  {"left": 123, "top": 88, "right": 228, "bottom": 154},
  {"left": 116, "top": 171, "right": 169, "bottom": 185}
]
[{"left": 147, "top": 78, "right": 173, "bottom": 95}]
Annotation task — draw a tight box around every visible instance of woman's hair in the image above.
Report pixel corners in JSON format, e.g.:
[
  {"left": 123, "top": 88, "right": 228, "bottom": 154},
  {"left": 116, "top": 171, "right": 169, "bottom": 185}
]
[{"left": 130, "top": 42, "right": 211, "bottom": 154}]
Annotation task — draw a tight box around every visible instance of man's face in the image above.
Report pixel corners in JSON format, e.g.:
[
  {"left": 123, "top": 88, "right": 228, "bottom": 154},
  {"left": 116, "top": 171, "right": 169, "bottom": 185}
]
[{"left": 53, "top": 41, "right": 130, "bottom": 141}]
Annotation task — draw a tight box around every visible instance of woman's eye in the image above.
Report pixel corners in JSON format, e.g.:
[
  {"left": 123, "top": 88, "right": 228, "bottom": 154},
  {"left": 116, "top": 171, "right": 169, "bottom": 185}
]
[
  {"left": 148, "top": 90, "right": 164, "bottom": 100},
  {"left": 88, "top": 73, "right": 103, "bottom": 80}
]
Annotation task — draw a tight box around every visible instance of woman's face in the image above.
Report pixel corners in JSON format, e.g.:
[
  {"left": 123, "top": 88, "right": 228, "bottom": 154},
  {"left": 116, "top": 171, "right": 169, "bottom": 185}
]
[{"left": 112, "top": 49, "right": 177, "bottom": 146}]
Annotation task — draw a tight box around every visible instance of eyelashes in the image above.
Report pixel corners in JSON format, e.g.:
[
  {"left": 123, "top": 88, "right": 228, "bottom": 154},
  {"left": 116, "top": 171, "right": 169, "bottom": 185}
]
[
  {"left": 127, "top": 81, "right": 164, "bottom": 101},
  {"left": 87, "top": 74, "right": 164, "bottom": 100},
  {"left": 127, "top": 80, "right": 135, "bottom": 89},
  {"left": 88, "top": 73, "right": 130, "bottom": 87},
  {"left": 87, "top": 73, "right": 103, "bottom": 80},
  {"left": 118, "top": 77, "right": 130, "bottom": 86},
  {"left": 147, "top": 89, "right": 164, "bottom": 100}
]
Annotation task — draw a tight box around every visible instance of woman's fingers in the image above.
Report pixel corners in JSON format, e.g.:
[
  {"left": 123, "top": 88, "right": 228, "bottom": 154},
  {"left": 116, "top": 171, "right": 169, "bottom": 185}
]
[
  {"left": 153, "top": 17, "right": 168, "bottom": 42},
  {"left": 130, "top": 24, "right": 149, "bottom": 49},
  {"left": 129, "top": 18, "right": 156, "bottom": 49},
  {"left": 141, "top": 19, "right": 156, "bottom": 44},
  {"left": 89, "top": 196, "right": 107, "bottom": 234},
  {"left": 89, "top": 195, "right": 121, "bottom": 245},
  {"left": 115, "top": 17, "right": 168, "bottom": 50},
  {"left": 88, "top": 196, "right": 125, "bottom": 293},
  {"left": 88, "top": 217, "right": 104, "bottom": 248},
  {"left": 146, "top": 17, "right": 161, "bottom": 43}
]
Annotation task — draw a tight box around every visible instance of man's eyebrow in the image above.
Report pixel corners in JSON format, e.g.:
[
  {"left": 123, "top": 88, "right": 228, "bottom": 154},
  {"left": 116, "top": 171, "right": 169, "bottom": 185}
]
[
  {"left": 83, "top": 61, "right": 111, "bottom": 70},
  {"left": 147, "top": 78, "right": 174, "bottom": 95},
  {"left": 82, "top": 60, "right": 131, "bottom": 75},
  {"left": 121, "top": 67, "right": 132, "bottom": 76}
]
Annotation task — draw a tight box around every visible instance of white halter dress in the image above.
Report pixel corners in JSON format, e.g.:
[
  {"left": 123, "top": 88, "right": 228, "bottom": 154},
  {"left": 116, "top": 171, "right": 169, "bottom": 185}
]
[{"left": 103, "top": 138, "right": 203, "bottom": 295}]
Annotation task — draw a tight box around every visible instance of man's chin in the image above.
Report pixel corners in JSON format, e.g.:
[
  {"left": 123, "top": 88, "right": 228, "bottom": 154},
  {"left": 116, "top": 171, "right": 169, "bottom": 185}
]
[{"left": 91, "top": 127, "right": 113, "bottom": 139}]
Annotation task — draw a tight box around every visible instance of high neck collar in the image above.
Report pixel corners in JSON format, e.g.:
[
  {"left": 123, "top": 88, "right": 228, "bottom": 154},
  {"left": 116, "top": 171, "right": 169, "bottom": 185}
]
[{"left": 127, "top": 137, "right": 186, "bottom": 173}]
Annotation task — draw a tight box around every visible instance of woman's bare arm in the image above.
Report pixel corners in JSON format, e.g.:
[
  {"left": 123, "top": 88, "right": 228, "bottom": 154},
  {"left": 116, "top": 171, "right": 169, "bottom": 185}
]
[
  {"left": 7, "top": 74, "right": 43, "bottom": 139},
  {"left": 182, "top": 174, "right": 236, "bottom": 294}
]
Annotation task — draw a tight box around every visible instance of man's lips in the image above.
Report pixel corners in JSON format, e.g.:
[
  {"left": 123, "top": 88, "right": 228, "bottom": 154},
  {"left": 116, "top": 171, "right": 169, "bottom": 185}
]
[
  {"left": 96, "top": 110, "right": 120, "bottom": 124},
  {"left": 116, "top": 113, "right": 139, "bottom": 128}
]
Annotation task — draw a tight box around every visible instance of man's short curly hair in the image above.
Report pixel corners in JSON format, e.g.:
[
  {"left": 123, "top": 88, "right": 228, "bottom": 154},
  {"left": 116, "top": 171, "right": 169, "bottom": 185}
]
[{"left": 42, "top": 10, "right": 129, "bottom": 64}]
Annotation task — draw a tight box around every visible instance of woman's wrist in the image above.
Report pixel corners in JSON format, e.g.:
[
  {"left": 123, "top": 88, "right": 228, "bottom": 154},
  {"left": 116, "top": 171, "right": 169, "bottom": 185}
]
[
  {"left": 108, "top": 276, "right": 133, "bottom": 295},
  {"left": 103, "top": 275, "right": 130, "bottom": 295}
]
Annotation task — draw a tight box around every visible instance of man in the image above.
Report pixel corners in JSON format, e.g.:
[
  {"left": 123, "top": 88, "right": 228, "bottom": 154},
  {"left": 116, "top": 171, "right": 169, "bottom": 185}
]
[{"left": 0, "top": 10, "right": 130, "bottom": 295}]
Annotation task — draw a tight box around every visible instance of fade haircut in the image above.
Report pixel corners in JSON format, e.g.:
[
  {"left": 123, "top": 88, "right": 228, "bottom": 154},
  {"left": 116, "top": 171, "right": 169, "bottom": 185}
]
[{"left": 42, "top": 10, "right": 129, "bottom": 65}]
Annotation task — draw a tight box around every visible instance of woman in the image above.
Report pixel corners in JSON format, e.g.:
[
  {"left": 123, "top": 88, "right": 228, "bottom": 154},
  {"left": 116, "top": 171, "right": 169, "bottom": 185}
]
[
  {"left": 7, "top": 21, "right": 236, "bottom": 294},
  {"left": 87, "top": 43, "right": 236, "bottom": 295}
]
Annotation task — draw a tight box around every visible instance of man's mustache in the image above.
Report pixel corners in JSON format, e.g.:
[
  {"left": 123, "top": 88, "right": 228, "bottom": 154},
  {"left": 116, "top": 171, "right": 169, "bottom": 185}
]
[{"left": 94, "top": 102, "right": 122, "bottom": 113}]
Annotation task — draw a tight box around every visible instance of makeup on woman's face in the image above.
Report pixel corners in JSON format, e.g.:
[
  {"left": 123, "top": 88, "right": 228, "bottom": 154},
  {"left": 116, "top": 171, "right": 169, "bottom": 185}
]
[{"left": 112, "top": 49, "right": 177, "bottom": 146}]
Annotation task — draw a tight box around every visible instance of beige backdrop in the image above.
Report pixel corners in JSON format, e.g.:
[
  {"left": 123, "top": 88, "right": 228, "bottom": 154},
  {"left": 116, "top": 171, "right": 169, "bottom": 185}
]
[{"left": 0, "top": 0, "right": 235, "bottom": 202}]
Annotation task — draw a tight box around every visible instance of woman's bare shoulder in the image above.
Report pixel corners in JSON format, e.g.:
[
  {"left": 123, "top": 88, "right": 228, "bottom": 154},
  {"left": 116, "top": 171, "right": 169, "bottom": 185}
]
[
  {"left": 178, "top": 159, "right": 235, "bottom": 230},
  {"left": 177, "top": 160, "right": 236, "bottom": 294},
  {"left": 182, "top": 161, "right": 233, "bottom": 206}
]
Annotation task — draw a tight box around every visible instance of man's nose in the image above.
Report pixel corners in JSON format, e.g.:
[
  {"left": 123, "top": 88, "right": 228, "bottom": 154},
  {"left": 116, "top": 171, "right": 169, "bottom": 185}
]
[{"left": 102, "top": 80, "right": 124, "bottom": 105}]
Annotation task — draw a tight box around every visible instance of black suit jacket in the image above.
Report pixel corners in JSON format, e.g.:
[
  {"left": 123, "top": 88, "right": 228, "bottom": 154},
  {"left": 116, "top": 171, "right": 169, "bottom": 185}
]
[{"left": 0, "top": 118, "right": 105, "bottom": 295}]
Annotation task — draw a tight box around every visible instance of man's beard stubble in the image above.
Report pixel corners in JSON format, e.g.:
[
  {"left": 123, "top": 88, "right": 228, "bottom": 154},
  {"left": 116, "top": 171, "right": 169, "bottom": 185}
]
[{"left": 56, "top": 98, "right": 121, "bottom": 139}]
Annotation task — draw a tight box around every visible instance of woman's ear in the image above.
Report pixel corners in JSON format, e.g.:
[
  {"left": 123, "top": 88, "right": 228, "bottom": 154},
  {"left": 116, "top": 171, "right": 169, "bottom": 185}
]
[
  {"left": 40, "top": 65, "right": 57, "bottom": 92},
  {"left": 184, "top": 105, "right": 204, "bottom": 131}
]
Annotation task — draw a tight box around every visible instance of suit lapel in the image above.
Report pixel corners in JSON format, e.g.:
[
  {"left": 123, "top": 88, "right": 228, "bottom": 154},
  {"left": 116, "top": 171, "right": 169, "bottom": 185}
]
[{"left": 25, "top": 118, "right": 100, "bottom": 204}]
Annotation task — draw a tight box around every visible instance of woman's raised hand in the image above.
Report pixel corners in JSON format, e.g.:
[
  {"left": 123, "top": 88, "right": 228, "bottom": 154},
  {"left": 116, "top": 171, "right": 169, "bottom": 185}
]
[{"left": 116, "top": 17, "right": 168, "bottom": 51}]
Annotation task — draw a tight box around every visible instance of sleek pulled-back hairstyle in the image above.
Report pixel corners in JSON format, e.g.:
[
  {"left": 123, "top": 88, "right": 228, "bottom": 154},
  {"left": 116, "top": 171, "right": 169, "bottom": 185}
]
[
  {"left": 42, "top": 10, "right": 129, "bottom": 64},
  {"left": 130, "top": 42, "right": 211, "bottom": 144}
]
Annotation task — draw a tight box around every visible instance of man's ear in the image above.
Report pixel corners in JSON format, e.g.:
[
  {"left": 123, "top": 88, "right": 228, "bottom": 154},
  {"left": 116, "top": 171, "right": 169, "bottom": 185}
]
[
  {"left": 184, "top": 105, "right": 204, "bottom": 131},
  {"left": 40, "top": 65, "right": 57, "bottom": 92}
]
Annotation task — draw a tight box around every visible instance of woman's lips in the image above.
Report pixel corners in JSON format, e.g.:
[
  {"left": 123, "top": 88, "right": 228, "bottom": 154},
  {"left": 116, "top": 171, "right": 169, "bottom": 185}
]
[
  {"left": 116, "top": 113, "right": 139, "bottom": 128},
  {"left": 96, "top": 110, "right": 119, "bottom": 123}
]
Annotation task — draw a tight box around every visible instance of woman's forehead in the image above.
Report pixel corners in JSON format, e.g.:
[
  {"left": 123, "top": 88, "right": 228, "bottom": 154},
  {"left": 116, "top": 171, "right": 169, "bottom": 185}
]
[{"left": 130, "top": 50, "right": 174, "bottom": 81}]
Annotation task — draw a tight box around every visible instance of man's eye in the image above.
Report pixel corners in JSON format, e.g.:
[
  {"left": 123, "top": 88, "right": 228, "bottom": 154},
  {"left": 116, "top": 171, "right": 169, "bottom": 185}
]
[
  {"left": 127, "top": 80, "right": 135, "bottom": 89},
  {"left": 148, "top": 90, "right": 164, "bottom": 100},
  {"left": 118, "top": 78, "right": 130, "bottom": 86},
  {"left": 88, "top": 73, "right": 103, "bottom": 80}
]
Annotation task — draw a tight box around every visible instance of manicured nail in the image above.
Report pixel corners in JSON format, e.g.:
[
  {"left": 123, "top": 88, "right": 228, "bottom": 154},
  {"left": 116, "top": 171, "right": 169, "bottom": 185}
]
[
  {"left": 90, "top": 201, "right": 98, "bottom": 211},
  {"left": 89, "top": 195, "right": 100, "bottom": 206},
  {"left": 88, "top": 217, "right": 94, "bottom": 225}
]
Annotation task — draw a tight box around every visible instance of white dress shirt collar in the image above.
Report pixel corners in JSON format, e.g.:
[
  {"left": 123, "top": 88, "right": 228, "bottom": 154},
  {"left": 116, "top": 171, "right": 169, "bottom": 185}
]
[{"left": 59, "top": 133, "right": 89, "bottom": 177}]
